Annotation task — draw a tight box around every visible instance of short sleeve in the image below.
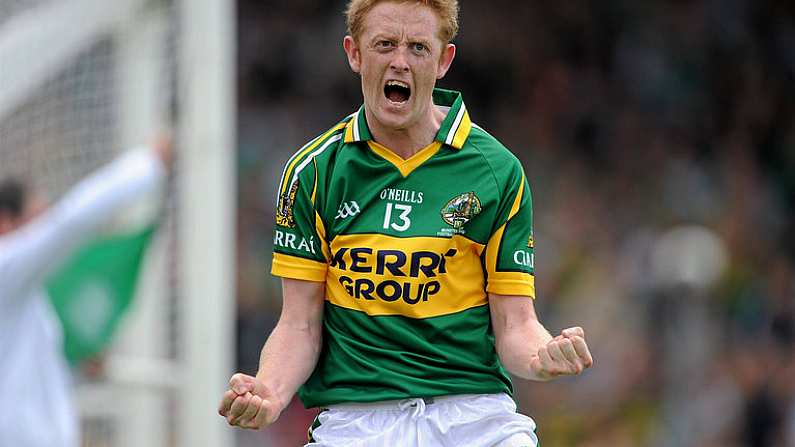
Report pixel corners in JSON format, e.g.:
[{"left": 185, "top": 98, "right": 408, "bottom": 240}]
[
  {"left": 483, "top": 161, "right": 535, "bottom": 298},
  {"left": 271, "top": 159, "right": 329, "bottom": 282}
]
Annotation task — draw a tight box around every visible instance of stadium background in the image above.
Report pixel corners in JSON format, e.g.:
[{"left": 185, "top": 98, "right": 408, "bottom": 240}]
[
  {"left": 1, "top": 0, "right": 792, "bottom": 446},
  {"left": 235, "top": 1, "right": 794, "bottom": 446}
]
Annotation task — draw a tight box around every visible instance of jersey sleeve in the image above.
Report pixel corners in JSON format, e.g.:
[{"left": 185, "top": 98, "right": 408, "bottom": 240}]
[
  {"left": 483, "top": 159, "right": 535, "bottom": 298},
  {"left": 270, "top": 152, "right": 330, "bottom": 283}
]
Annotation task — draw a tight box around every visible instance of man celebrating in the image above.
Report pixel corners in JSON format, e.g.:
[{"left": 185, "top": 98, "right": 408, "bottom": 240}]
[{"left": 220, "top": 1, "right": 592, "bottom": 445}]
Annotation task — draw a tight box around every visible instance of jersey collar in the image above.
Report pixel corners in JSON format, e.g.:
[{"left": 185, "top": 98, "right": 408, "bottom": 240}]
[{"left": 343, "top": 88, "right": 472, "bottom": 150}]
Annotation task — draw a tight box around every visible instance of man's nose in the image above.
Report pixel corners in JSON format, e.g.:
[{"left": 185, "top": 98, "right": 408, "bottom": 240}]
[{"left": 389, "top": 47, "right": 410, "bottom": 73}]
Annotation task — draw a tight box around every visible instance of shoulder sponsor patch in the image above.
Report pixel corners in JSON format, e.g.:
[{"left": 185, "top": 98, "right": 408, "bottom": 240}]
[
  {"left": 276, "top": 180, "right": 299, "bottom": 228},
  {"left": 274, "top": 229, "right": 316, "bottom": 254}
]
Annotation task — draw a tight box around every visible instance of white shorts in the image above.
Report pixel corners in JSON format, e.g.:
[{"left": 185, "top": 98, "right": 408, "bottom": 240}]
[{"left": 305, "top": 393, "right": 538, "bottom": 447}]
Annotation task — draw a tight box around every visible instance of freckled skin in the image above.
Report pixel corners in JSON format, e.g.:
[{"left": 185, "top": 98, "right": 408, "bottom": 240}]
[{"left": 343, "top": 2, "right": 456, "bottom": 157}]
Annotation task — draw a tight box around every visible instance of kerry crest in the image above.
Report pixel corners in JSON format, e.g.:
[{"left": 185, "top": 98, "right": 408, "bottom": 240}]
[{"left": 441, "top": 192, "right": 482, "bottom": 229}]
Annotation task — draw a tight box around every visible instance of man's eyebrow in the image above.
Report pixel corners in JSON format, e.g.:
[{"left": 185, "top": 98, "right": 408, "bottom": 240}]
[
  {"left": 407, "top": 36, "right": 432, "bottom": 45},
  {"left": 370, "top": 32, "right": 397, "bottom": 41},
  {"left": 369, "top": 33, "right": 433, "bottom": 46}
]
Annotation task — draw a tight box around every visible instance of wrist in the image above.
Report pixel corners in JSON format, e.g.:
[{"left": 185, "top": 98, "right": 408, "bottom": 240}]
[{"left": 254, "top": 374, "right": 289, "bottom": 412}]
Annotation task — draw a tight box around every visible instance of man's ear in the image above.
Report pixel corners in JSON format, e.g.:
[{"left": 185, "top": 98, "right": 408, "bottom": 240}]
[
  {"left": 343, "top": 35, "right": 361, "bottom": 74},
  {"left": 436, "top": 43, "right": 456, "bottom": 79}
]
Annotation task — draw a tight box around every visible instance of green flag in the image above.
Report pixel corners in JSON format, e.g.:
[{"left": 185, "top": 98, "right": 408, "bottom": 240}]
[{"left": 46, "top": 224, "right": 157, "bottom": 364}]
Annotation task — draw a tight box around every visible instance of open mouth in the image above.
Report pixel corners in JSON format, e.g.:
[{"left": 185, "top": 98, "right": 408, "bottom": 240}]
[{"left": 384, "top": 80, "right": 411, "bottom": 104}]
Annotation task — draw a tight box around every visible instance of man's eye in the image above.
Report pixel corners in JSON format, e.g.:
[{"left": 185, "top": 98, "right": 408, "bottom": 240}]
[
  {"left": 376, "top": 40, "right": 394, "bottom": 49},
  {"left": 412, "top": 43, "right": 427, "bottom": 52}
]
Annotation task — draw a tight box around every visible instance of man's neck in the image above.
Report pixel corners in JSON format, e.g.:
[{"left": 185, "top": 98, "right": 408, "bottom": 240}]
[{"left": 367, "top": 104, "right": 446, "bottom": 159}]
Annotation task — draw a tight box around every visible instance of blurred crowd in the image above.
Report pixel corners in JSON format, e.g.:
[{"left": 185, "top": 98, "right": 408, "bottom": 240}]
[{"left": 234, "top": 1, "right": 795, "bottom": 446}]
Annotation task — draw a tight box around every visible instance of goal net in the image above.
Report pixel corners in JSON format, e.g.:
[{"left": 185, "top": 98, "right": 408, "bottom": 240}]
[{"left": 0, "top": 0, "right": 235, "bottom": 446}]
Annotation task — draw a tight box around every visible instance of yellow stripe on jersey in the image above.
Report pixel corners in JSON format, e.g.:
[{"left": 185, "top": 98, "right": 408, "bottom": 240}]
[
  {"left": 488, "top": 275, "right": 535, "bottom": 297},
  {"left": 450, "top": 110, "right": 472, "bottom": 149},
  {"left": 272, "top": 253, "right": 327, "bottom": 282},
  {"left": 343, "top": 109, "right": 362, "bottom": 143},
  {"left": 344, "top": 116, "right": 355, "bottom": 143},
  {"left": 485, "top": 175, "right": 525, "bottom": 272},
  {"left": 314, "top": 211, "right": 331, "bottom": 262},
  {"left": 367, "top": 141, "right": 443, "bottom": 177},
  {"left": 507, "top": 173, "right": 525, "bottom": 220},
  {"left": 311, "top": 158, "right": 319, "bottom": 204},
  {"left": 484, "top": 175, "right": 535, "bottom": 298},
  {"left": 326, "top": 233, "right": 487, "bottom": 318},
  {"left": 279, "top": 122, "right": 346, "bottom": 196}
]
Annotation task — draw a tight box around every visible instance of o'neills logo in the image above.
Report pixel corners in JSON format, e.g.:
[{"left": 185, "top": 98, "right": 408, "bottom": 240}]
[
  {"left": 276, "top": 180, "right": 299, "bottom": 228},
  {"left": 441, "top": 192, "right": 481, "bottom": 229},
  {"left": 332, "top": 247, "right": 457, "bottom": 305}
]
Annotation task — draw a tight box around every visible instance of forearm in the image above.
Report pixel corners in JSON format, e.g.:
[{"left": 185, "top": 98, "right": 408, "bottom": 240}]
[
  {"left": 255, "top": 317, "right": 322, "bottom": 409},
  {"left": 495, "top": 318, "right": 554, "bottom": 381}
]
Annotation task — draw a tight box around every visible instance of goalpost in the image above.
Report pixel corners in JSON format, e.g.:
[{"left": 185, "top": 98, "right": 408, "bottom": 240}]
[{"left": 0, "top": 0, "right": 235, "bottom": 446}]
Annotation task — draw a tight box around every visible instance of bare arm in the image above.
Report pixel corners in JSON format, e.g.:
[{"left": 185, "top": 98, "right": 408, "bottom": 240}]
[
  {"left": 257, "top": 278, "right": 324, "bottom": 407},
  {"left": 489, "top": 293, "right": 593, "bottom": 381},
  {"left": 219, "top": 278, "right": 325, "bottom": 429}
]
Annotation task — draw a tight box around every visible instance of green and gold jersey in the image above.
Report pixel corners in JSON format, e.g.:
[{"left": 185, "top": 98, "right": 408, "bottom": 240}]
[{"left": 271, "top": 88, "right": 535, "bottom": 408}]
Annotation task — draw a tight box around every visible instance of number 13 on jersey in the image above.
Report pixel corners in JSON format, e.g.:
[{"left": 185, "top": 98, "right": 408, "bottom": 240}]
[{"left": 383, "top": 203, "right": 412, "bottom": 232}]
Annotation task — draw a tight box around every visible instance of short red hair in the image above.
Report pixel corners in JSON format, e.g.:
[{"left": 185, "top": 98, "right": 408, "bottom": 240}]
[{"left": 345, "top": 0, "right": 459, "bottom": 43}]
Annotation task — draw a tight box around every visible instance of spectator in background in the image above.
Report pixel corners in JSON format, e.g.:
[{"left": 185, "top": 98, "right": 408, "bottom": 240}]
[{"left": 0, "top": 138, "right": 170, "bottom": 447}]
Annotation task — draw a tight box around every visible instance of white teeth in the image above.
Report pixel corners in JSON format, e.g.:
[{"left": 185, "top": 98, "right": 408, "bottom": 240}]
[{"left": 386, "top": 80, "right": 409, "bottom": 89}]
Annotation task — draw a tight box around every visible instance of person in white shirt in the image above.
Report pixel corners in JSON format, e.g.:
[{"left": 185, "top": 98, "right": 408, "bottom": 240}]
[{"left": 0, "top": 139, "right": 170, "bottom": 447}]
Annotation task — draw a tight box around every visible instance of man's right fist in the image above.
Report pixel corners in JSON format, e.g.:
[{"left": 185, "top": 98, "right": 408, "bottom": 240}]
[{"left": 218, "top": 373, "right": 283, "bottom": 429}]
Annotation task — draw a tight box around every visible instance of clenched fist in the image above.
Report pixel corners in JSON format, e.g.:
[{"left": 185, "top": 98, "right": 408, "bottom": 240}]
[
  {"left": 530, "top": 327, "right": 593, "bottom": 380},
  {"left": 218, "top": 373, "right": 284, "bottom": 429}
]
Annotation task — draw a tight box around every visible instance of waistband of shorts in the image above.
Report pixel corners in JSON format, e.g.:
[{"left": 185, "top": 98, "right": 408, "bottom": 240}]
[{"left": 324, "top": 392, "right": 507, "bottom": 412}]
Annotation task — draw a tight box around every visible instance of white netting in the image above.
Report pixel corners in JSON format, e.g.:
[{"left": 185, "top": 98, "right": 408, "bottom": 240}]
[
  {"left": 0, "top": 39, "right": 116, "bottom": 195},
  {"left": 0, "top": 0, "right": 234, "bottom": 445},
  {"left": 0, "top": 1, "right": 179, "bottom": 446}
]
